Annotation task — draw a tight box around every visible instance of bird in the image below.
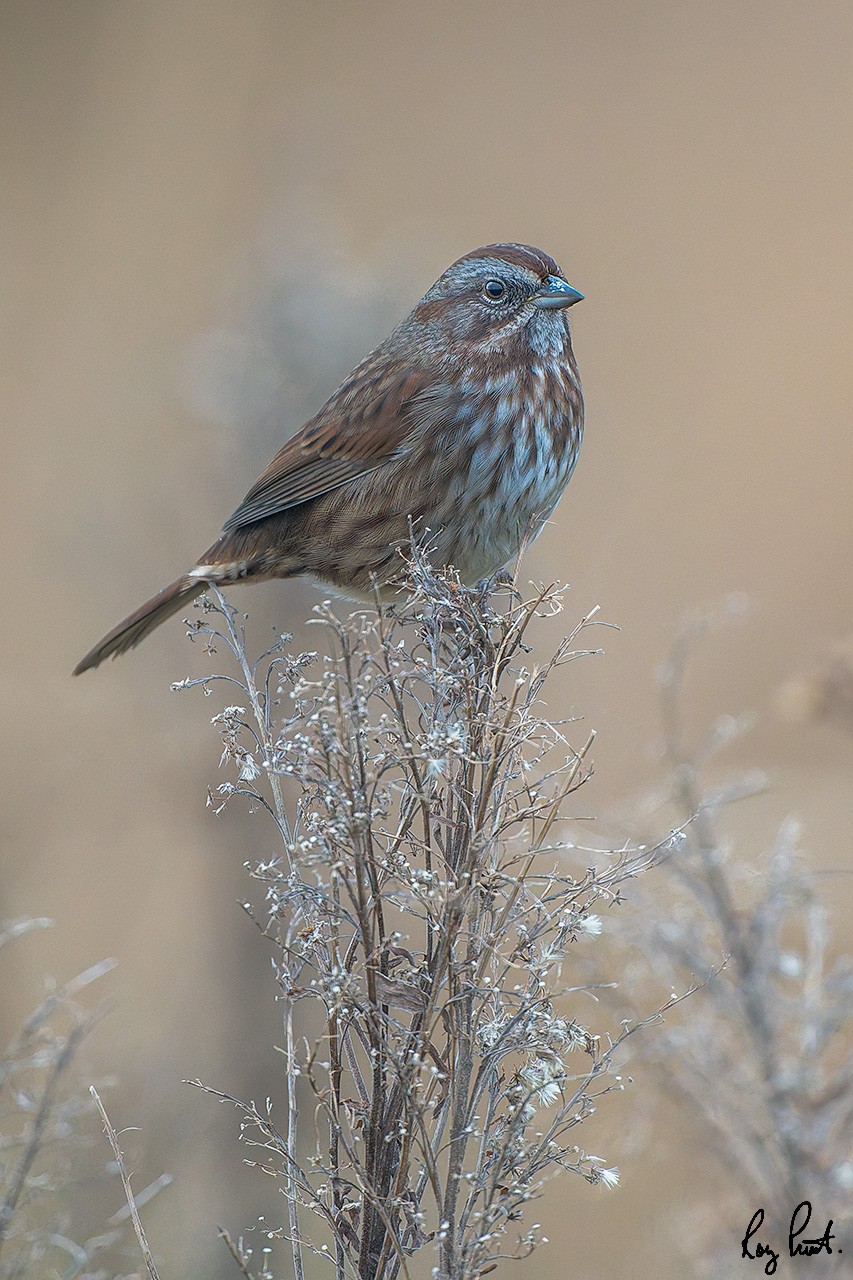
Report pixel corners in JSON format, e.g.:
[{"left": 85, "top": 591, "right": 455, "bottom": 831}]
[{"left": 74, "top": 243, "right": 584, "bottom": 675}]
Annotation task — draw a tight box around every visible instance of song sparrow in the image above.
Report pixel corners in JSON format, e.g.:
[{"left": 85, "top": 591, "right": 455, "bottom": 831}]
[{"left": 74, "top": 243, "right": 583, "bottom": 674}]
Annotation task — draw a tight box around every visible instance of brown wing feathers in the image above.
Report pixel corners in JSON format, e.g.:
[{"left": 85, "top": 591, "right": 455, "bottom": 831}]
[
  {"left": 222, "top": 366, "right": 430, "bottom": 533},
  {"left": 74, "top": 366, "right": 437, "bottom": 672}
]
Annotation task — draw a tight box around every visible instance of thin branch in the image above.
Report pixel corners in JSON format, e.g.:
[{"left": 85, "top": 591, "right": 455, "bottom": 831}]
[{"left": 90, "top": 1087, "right": 162, "bottom": 1280}]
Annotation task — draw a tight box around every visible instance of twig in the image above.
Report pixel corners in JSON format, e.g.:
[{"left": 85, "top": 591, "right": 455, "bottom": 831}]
[
  {"left": 219, "top": 1227, "right": 258, "bottom": 1279},
  {"left": 0, "top": 1019, "right": 89, "bottom": 1252},
  {"left": 90, "top": 1087, "right": 162, "bottom": 1280}
]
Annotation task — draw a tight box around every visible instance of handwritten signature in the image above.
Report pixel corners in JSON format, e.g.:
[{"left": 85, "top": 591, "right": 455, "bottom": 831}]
[{"left": 742, "top": 1202, "right": 839, "bottom": 1274}]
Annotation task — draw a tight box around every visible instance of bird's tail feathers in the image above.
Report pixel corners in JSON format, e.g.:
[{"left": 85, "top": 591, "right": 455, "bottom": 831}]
[{"left": 73, "top": 575, "right": 206, "bottom": 675}]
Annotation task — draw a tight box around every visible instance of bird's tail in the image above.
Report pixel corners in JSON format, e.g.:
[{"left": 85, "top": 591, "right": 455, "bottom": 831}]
[{"left": 73, "top": 575, "right": 206, "bottom": 675}]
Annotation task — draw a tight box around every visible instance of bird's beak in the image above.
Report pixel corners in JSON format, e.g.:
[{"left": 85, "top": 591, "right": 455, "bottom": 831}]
[{"left": 532, "top": 275, "right": 584, "bottom": 309}]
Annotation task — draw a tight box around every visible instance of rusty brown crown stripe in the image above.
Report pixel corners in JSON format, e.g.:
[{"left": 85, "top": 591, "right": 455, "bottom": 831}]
[{"left": 451, "top": 243, "right": 562, "bottom": 281}]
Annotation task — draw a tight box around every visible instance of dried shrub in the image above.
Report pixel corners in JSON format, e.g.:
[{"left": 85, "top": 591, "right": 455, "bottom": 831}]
[
  {"left": 619, "top": 604, "right": 853, "bottom": 1276},
  {"left": 175, "top": 556, "right": 673, "bottom": 1280},
  {"left": 0, "top": 921, "right": 137, "bottom": 1278}
]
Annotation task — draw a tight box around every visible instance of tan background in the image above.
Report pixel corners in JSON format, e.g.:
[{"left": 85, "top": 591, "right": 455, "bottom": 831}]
[{"left": 3, "top": 1, "right": 852, "bottom": 1276}]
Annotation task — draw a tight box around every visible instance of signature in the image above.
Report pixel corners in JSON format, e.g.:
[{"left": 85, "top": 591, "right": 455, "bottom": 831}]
[{"left": 741, "top": 1202, "right": 839, "bottom": 1274}]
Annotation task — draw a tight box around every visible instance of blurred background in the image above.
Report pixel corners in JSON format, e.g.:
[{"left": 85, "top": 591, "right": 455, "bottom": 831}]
[{"left": 3, "top": 1, "right": 852, "bottom": 1276}]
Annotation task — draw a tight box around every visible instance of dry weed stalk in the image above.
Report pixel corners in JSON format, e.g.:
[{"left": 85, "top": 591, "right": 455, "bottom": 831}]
[
  {"left": 622, "top": 603, "right": 853, "bottom": 1275},
  {"left": 176, "top": 555, "right": 674, "bottom": 1280},
  {"left": 0, "top": 921, "right": 150, "bottom": 1279}
]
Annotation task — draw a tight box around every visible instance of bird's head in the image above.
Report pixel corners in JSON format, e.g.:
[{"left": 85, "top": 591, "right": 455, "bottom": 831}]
[{"left": 410, "top": 243, "right": 583, "bottom": 358}]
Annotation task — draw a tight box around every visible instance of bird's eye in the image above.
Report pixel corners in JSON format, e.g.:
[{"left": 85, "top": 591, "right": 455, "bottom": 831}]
[{"left": 482, "top": 278, "right": 507, "bottom": 302}]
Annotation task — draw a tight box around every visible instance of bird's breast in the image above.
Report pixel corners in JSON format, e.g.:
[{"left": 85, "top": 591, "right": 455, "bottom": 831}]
[{"left": 424, "top": 368, "right": 582, "bottom": 581}]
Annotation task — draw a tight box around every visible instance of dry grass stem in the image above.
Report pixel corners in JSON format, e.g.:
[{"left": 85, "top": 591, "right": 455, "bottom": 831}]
[{"left": 90, "top": 1087, "right": 163, "bottom": 1280}]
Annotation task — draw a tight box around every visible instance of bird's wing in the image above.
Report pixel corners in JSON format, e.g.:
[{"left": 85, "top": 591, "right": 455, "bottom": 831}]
[{"left": 221, "top": 365, "right": 452, "bottom": 533}]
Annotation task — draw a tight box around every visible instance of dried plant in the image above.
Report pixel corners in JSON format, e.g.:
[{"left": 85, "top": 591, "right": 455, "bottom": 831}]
[
  {"left": 174, "top": 553, "right": 677, "bottom": 1280},
  {"left": 776, "top": 636, "right": 853, "bottom": 738},
  {"left": 0, "top": 920, "right": 161, "bottom": 1278},
  {"left": 620, "top": 603, "right": 853, "bottom": 1276}
]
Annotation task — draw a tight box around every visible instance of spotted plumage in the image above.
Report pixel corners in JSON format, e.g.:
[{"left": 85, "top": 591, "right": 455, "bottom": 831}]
[{"left": 75, "top": 243, "right": 584, "bottom": 674}]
